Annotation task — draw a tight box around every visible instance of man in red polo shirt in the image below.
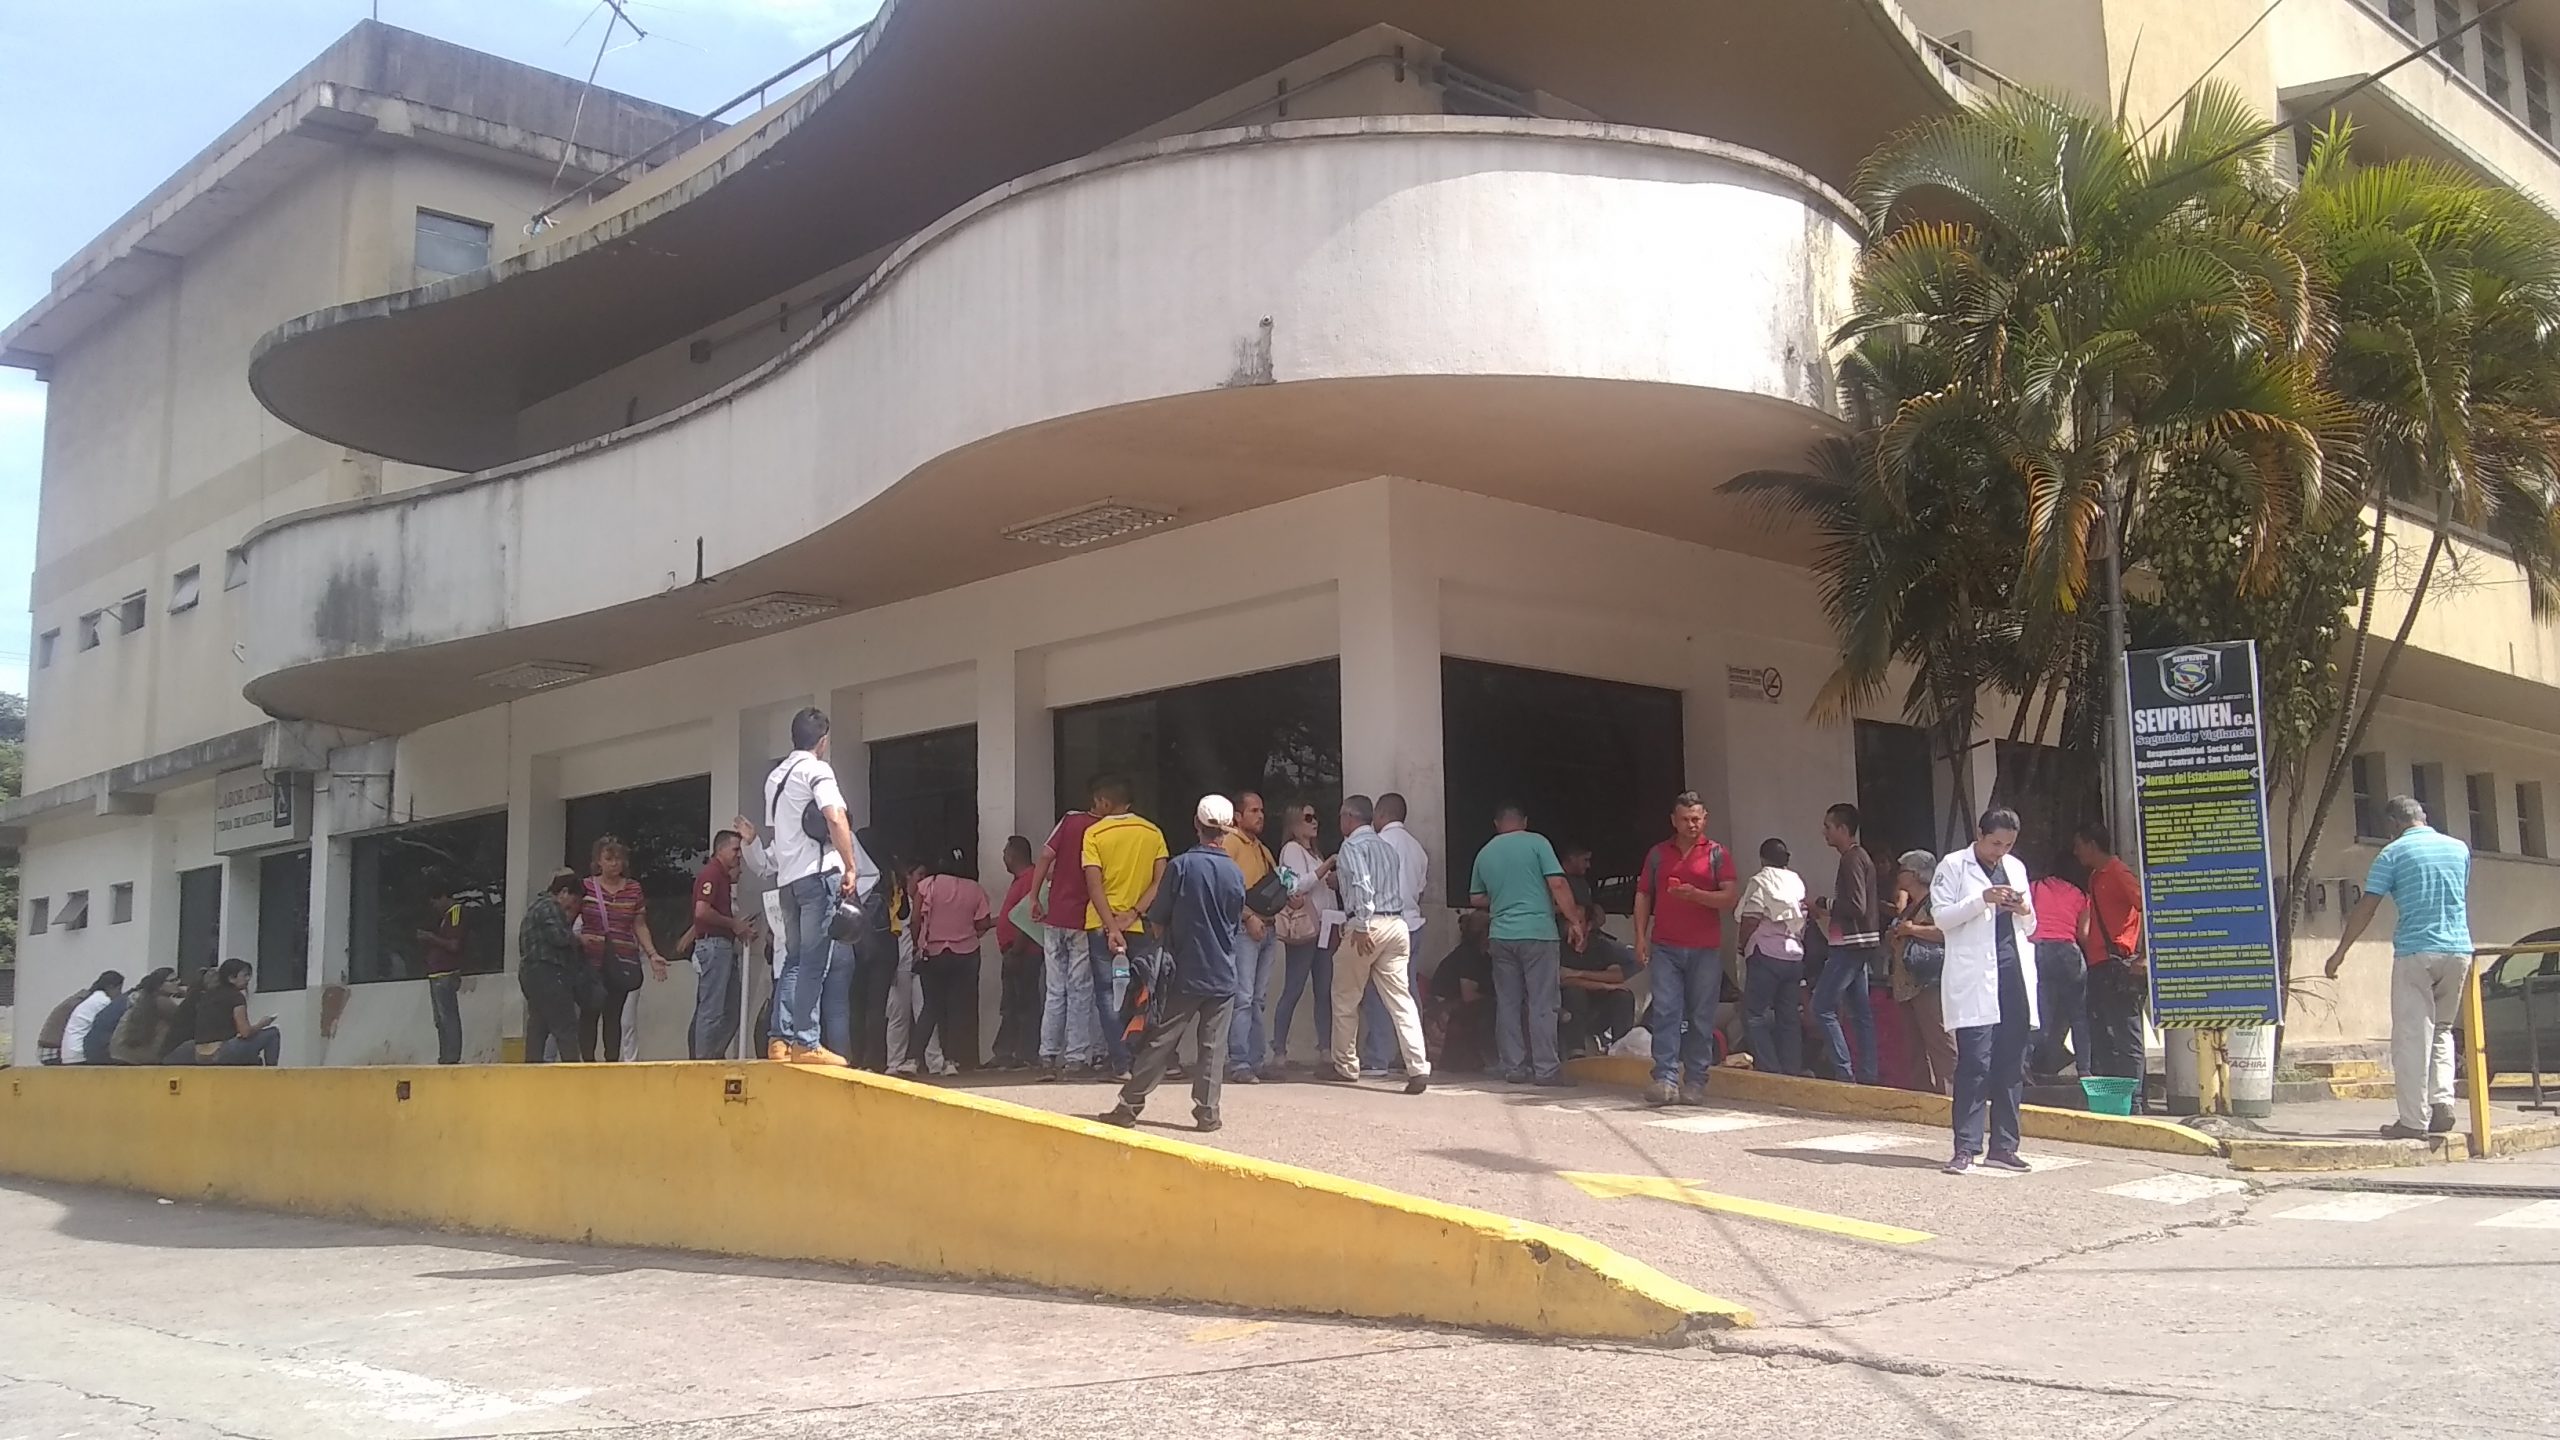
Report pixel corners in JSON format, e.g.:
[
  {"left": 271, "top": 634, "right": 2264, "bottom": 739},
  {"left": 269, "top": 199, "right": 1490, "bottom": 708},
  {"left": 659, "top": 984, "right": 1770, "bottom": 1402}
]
[
  {"left": 1030, "top": 783, "right": 1106, "bottom": 1076},
  {"left": 1631, "top": 791, "right": 1739, "bottom": 1106}
]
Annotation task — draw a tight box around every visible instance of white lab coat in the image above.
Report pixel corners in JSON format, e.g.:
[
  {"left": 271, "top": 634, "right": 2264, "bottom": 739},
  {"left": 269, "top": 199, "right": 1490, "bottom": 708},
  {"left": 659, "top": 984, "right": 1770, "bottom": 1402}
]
[{"left": 1929, "top": 845, "right": 2039, "bottom": 1033}]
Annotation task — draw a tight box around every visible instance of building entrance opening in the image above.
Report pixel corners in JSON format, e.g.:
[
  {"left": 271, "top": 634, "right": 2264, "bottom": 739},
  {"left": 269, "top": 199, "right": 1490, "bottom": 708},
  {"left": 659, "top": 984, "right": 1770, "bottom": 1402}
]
[
  {"left": 1855, "top": 719, "right": 1937, "bottom": 859},
  {"left": 872, "top": 726, "right": 978, "bottom": 877},
  {"left": 1440, "top": 659, "right": 1684, "bottom": 910},
  {"left": 349, "top": 813, "right": 508, "bottom": 983},
  {"left": 1054, "top": 662, "right": 1341, "bottom": 833},
  {"left": 257, "top": 848, "right": 312, "bottom": 993},
  {"left": 176, "top": 866, "right": 221, "bottom": 979}
]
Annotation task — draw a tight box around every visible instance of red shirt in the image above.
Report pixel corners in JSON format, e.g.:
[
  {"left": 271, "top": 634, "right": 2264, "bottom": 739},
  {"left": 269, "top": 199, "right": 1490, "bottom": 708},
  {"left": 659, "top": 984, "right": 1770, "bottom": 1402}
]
[
  {"left": 694, "top": 861, "right": 734, "bottom": 926},
  {"left": 1639, "top": 837, "right": 1735, "bottom": 950},
  {"left": 997, "top": 867, "right": 1038, "bottom": 949},
  {"left": 2087, "top": 856, "right": 2143, "bottom": 964},
  {"left": 1041, "top": 813, "right": 1098, "bottom": 930}
]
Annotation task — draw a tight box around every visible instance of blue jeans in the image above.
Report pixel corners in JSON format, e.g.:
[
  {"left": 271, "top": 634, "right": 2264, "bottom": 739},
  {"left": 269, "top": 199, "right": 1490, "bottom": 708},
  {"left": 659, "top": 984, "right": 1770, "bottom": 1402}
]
[
  {"left": 1227, "top": 930, "right": 1280, "bottom": 1075},
  {"left": 1491, "top": 938, "right": 1562, "bottom": 1081},
  {"left": 1087, "top": 930, "right": 1135, "bottom": 1071},
  {"left": 691, "top": 935, "right": 740, "bottom": 1060},
  {"left": 428, "top": 972, "right": 462, "bottom": 1065},
  {"left": 1648, "top": 943, "right": 1722, "bottom": 1088},
  {"left": 1039, "top": 924, "right": 1100, "bottom": 1065},
  {"left": 1815, "top": 944, "right": 1880, "bottom": 1084},
  {"left": 212, "top": 1026, "right": 282, "bottom": 1066},
  {"left": 1952, "top": 956, "right": 2033, "bottom": 1160},
  {"left": 1744, "top": 952, "right": 1807, "bottom": 1077},
  {"left": 1273, "top": 940, "right": 1333, "bottom": 1060},
  {"left": 776, "top": 873, "right": 836, "bottom": 1049},
  {"left": 2032, "top": 939, "right": 2089, "bottom": 1076}
]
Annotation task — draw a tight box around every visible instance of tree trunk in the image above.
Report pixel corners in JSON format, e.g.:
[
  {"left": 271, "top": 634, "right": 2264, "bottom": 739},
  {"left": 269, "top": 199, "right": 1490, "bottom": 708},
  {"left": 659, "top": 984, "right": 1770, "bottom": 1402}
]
[{"left": 2279, "top": 483, "right": 2392, "bottom": 948}]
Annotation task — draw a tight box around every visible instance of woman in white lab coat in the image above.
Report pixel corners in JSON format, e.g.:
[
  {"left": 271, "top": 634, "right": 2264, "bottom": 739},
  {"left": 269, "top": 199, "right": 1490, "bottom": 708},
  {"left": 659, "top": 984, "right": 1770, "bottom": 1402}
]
[{"left": 1928, "top": 808, "right": 2038, "bottom": 1174}]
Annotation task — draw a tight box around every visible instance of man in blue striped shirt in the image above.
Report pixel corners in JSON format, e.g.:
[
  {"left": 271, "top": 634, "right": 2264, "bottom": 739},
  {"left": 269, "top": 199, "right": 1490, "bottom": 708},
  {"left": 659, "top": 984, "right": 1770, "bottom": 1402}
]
[
  {"left": 1323, "top": 794, "right": 1430, "bottom": 1093},
  {"left": 2326, "top": 794, "right": 2474, "bottom": 1139}
]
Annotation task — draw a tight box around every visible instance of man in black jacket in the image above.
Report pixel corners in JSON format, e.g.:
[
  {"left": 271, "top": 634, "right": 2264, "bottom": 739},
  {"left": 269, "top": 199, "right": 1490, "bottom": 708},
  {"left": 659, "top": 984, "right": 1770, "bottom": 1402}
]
[{"left": 518, "top": 869, "right": 588, "bottom": 1063}]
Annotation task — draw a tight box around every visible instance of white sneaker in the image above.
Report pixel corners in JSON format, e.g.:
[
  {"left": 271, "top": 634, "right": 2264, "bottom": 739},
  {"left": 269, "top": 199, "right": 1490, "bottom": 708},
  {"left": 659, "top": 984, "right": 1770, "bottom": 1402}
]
[
  {"left": 889, "top": 1063, "right": 920, "bottom": 1077},
  {"left": 930, "top": 1060, "right": 960, "bottom": 1077}
]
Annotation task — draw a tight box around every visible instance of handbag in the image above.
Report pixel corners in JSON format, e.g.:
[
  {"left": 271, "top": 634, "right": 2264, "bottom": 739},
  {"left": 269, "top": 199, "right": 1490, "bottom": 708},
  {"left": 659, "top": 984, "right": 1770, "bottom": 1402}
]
[
  {"left": 584, "top": 879, "right": 648, "bottom": 992},
  {"left": 1275, "top": 890, "right": 1318, "bottom": 945},
  {"left": 1244, "top": 867, "right": 1290, "bottom": 919}
]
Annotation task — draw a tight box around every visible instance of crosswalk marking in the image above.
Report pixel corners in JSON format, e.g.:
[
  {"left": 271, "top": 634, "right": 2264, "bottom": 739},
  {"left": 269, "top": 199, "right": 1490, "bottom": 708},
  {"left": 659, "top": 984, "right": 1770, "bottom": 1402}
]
[
  {"left": 2478, "top": 1199, "right": 2560, "bottom": 1230},
  {"left": 1781, "top": 1132, "right": 1925, "bottom": 1154},
  {"left": 2271, "top": 1192, "right": 2445, "bottom": 1223},
  {"left": 1965, "top": 1154, "right": 2089, "bottom": 1176},
  {"left": 1645, "top": 1111, "right": 1792, "bottom": 1135},
  {"left": 2101, "top": 1173, "right": 2250, "bottom": 1206}
]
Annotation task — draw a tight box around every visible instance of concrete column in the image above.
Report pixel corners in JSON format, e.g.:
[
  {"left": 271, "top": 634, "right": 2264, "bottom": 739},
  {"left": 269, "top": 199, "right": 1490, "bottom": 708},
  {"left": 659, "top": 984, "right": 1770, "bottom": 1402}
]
[
  {"left": 305, "top": 776, "right": 351, "bottom": 1066},
  {"left": 967, "top": 648, "right": 1050, "bottom": 1054},
  {"left": 1338, "top": 483, "right": 1447, "bottom": 907},
  {"left": 218, "top": 853, "right": 261, "bottom": 979},
  {"left": 828, "top": 685, "right": 869, "bottom": 834},
  {"left": 501, "top": 748, "right": 565, "bottom": 1058}
]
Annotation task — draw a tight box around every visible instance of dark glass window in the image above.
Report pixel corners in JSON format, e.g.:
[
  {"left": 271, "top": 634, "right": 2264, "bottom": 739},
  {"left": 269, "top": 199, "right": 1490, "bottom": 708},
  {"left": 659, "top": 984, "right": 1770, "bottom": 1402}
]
[
  {"left": 2387, "top": 0, "right": 2418, "bottom": 33},
  {"left": 1441, "top": 659, "right": 1683, "bottom": 911},
  {"left": 175, "top": 866, "right": 221, "bottom": 979},
  {"left": 1991, "top": 739, "right": 2104, "bottom": 876},
  {"left": 1855, "top": 720, "right": 1939, "bottom": 860},
  {"left": 414, "top": 209, "right": 491, "bottom": 278},
  {"left": 2436, "top": 0, "right": 2466, "bottom": 72},
  {"left": 871, "top": 726, "right": 978, "bottom": 877},
  {"left": 257, "top": 848, "right": 312, "bottom": 992},
  {"left": 565, "top": 777, "right": 712, "bottom": 955},
  {"left": 350, "top": 812, "right": 508, "bottom": 983},
  {"left": 2351, "top": 753, "right": 2386, "bottom": 840},
  {"left": 1054, "top": 662, "right": 1342, "bottom": 839}
]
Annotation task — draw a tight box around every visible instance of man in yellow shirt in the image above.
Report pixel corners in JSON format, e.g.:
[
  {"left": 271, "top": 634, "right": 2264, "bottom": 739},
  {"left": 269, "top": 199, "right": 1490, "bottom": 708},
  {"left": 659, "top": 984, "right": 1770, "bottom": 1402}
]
[
  {"left": 1218, "top": 791, "right": 1279, "bottom": 1083},
  {"left": 1081, "top": 775, "right": 1168, "bottom": 1079}
]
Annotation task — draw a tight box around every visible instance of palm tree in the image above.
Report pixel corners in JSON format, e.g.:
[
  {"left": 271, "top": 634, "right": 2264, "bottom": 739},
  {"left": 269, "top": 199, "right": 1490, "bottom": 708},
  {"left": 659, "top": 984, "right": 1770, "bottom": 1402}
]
[
  {"left": 1726, "top": 338, "right": 2032, "bottom": 845},
  {"left": 1838, "top": 83, "right": 2349, "bottom": 829},
  {"left": 2279, "top": 124, "right": 2560, "bottom": 938}
]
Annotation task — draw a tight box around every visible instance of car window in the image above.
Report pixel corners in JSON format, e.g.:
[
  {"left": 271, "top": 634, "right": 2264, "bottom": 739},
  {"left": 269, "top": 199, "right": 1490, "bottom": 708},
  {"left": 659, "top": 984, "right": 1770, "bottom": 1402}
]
[{"left": 2489, "top": 936, "right": 2560, "bottom": 993}]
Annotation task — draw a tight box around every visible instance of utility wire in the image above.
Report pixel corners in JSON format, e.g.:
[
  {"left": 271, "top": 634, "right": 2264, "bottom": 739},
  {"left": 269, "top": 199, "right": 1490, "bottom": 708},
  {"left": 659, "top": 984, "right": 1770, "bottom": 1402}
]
[
  {"left": 548, "top": 1, "right": 649, "bottom": 195},
  {"left": 2133, "top": 0, "right": 2291, "bottom": 145}
]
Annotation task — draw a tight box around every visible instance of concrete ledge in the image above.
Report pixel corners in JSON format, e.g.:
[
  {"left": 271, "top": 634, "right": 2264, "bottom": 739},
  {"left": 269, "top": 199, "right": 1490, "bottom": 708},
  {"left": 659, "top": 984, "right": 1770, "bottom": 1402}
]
[
  {"left": 1564, "top": 1056, "right": 2224, "bottom": 1158},
  {"left": 2225, "top": 1137, "right": 2454, "bottom": 1171},
  {"left": 0, "top": 1062, "right": 1746, "bottom": 1343}
]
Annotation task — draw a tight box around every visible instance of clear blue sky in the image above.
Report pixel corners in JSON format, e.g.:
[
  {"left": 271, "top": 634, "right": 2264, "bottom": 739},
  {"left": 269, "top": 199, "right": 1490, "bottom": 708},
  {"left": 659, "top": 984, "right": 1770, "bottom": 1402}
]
[{"left": 0, "top": 0, "right": 882, "bottom": 698}]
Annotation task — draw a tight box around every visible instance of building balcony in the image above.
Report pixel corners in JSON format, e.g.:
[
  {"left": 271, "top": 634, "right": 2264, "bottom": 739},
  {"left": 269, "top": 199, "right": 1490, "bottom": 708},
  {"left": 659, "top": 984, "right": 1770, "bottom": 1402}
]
[{"left": 234, "top": 117, "right": 1861, "bottom": 734}]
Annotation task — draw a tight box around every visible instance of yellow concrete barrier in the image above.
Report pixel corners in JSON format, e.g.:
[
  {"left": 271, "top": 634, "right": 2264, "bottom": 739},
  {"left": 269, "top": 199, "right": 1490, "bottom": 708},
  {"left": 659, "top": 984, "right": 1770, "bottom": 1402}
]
[
  {"left": 1564, "top": 1056, "right": 2224, "bottom": 1158},
  {"left": 0, "top": 1062, "right": 1745, "bottom": 1342}
]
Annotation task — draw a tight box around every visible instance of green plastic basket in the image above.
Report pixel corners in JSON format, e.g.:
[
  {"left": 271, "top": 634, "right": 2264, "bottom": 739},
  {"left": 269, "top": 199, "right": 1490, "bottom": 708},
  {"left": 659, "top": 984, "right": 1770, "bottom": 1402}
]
[{"left": 2080, "top": 1076, "right": 2140, "bottom": 1115}]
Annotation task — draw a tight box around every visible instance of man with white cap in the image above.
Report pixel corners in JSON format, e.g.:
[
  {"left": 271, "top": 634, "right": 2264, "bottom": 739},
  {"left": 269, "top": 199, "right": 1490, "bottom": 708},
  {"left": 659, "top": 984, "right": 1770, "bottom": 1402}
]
[{"left": 1103, "top": 794, "right": 1249, "bottom": 1133}]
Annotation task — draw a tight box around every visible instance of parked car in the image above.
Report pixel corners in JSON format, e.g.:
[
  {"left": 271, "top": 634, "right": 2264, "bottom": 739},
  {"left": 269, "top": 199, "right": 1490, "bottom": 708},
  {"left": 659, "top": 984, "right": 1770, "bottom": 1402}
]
[{"left": 2478, "top": 927, "right": 2560, "bottom": 1079}]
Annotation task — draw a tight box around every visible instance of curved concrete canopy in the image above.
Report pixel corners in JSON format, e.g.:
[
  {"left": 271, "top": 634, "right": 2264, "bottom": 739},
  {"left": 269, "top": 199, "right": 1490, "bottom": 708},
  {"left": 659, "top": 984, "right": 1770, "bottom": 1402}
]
[
  {"left": 241, "top": 120, "right": 1856, "bottom": 733},
  {"left": 247, "top": 0, "right": 1954, "bottom": 472}
]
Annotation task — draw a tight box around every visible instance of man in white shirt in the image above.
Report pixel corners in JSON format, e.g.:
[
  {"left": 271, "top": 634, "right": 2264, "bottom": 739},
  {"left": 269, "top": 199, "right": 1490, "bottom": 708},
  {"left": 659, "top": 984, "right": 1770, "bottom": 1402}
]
[
  {"left": 751, "top": 707, "right": 861, "bottom": 1066},
  {"left": 1367, "top": 792, "right": 1430, "bottom": 1072},
  {"left": 59, "top": 971, "right": 125, "bottom": 1066}
]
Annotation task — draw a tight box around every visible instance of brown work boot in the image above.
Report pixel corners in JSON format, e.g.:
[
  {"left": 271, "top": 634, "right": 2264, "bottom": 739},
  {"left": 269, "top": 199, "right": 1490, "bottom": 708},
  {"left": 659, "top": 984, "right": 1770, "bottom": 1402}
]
[
  {"left": 766, "top": 1039, "right": 793, "bottom": 1062},
  {"left": 787, "top": 1044, "right": 849, "bottom": 1067}
]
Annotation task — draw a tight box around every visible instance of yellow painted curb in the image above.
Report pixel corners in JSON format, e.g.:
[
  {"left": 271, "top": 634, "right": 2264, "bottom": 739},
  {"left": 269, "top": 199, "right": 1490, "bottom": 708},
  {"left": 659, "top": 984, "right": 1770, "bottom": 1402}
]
[
  {"left": 1563, "top": 1056, "right": 2223, "bottom": 1158},
  {"left": 0, "top": 1063, "right": 1747, "bottom": 1343}
]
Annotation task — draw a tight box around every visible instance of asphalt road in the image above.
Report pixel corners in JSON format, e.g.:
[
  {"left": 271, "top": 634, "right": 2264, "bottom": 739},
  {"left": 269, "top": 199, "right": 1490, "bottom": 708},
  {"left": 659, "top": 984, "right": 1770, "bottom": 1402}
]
[{"left": 5, "top": 1081, "right": 2557, "bottom": 1440}]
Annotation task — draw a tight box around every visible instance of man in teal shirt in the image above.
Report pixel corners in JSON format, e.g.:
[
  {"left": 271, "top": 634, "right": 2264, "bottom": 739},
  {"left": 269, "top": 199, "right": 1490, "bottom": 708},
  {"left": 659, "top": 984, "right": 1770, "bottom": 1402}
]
[
  {"left": 2325, "top": 795, "right": 2474, "bottom": 1139},
  {"left": 1468, "top": 805, "right": 1586, "bottom": 1086}
]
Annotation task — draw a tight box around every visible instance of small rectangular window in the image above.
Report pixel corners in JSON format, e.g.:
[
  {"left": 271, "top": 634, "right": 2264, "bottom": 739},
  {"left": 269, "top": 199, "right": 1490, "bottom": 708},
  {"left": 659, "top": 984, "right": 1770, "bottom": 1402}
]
[
  {"left": 2467, "top": 772, "right": 2500, "bottom": 852},
  {"left": 110, "top": 881, "right": 135, "bottom": 924},
  {"left": 2520, "top": 781, "right": 2551, "bottom": 859},
  {"left": 2484, "top": 26, "right": 2512, "bottom": 104},
  {"left": 77, "top": 611, "right": 103, "bottom": 650},
  {"left": 58, "top": 890, "right": 91, "bottom": 930},
  {"left": 27, "top": 897, "right": 48, "bottom": 936},
  {"left": 2389, "top": 0, "right": 2418, "bottom": 33},
  {"left": 2528, "top": 47, "right": 2554, "bottom": 138},
  {"left": 414, "top": 210, "right": 492, "bottom": 280},
  {"left": 171, "top": 565, "right": 201, "bottom": 613},
  {"left": 224, "top": 546, "right": 250, "bottom": 590},
  {"left": 36, "top": 628, "right": 58, "bottom": 669},
  {"left": 116, "top": 591, "right": 146, "bottom": 635},
  {"left": 2411, "top": 761, "right": 2445, "bottom": 820},
  {"left": 2436, "top": 0, "right": 2467, "bottom": 73},
  {"left": 2352, "top": 752, "right": 2387, "bottom": 839}
]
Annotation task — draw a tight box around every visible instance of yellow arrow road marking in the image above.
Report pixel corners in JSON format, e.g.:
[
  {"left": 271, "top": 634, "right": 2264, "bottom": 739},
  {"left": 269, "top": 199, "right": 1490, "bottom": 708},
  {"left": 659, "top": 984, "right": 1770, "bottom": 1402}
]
[{"left": 1559, "top": 1171, "right": 1934, "bottom": 1245}]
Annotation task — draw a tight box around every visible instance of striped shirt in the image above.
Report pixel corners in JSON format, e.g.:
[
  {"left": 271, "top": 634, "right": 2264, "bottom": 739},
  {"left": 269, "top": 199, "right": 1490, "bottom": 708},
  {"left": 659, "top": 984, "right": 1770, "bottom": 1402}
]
[{"left": 1335, "top": 825, "right": 1403, "bottom": 925}]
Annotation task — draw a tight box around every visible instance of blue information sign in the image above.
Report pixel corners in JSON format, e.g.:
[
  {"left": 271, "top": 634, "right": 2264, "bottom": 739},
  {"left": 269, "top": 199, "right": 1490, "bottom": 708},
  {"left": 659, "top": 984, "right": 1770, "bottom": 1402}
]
[{"left": 2124, "top": 640, "right": 2284, "bottom": 1028}]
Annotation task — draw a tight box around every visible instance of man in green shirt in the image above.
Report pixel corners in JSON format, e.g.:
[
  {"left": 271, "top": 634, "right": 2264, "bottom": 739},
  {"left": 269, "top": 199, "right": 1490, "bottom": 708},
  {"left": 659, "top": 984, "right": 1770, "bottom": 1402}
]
[{"left": 1468, "top": 805, "right": 1586, "bottom": 1086}]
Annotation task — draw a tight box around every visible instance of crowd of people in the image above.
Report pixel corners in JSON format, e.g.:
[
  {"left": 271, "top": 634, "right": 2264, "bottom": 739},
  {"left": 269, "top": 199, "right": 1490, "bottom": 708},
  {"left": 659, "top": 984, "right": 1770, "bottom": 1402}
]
[
  {"left": 32, "top": 959, "right": 284, "bottom": 1067},
  {"left": 34, "top": 697, "right": 2489, "bottom": 1162}
]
